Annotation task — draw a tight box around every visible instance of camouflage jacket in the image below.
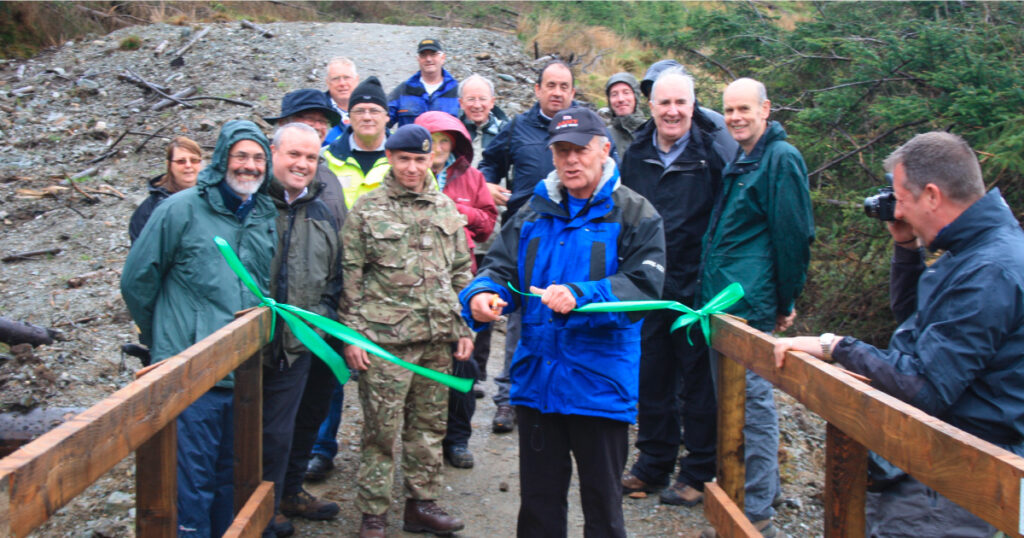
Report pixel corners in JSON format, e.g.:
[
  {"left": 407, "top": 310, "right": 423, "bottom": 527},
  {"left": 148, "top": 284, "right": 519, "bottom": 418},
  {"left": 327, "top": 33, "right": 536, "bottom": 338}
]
[{"left": 341, "top": 168, "right": 473, "bottom": 345}]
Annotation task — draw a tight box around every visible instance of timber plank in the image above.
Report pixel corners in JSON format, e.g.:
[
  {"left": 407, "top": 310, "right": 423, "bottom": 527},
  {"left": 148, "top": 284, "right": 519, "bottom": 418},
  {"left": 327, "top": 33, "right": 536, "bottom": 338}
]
[
  {"left": 716, "top": 352, "right": 747, "bottom": 506},
  {"left": 0, "top": 308, "right": 272, "bottom": 537},
  {"left": 711, "top": 315, "right": 1024, "bottom": 536},
  {"left": 703, "top": 482, "right": 761, "bottom": 537},
  {"left": 233, "top": 350, "right": 264, "bottom": 512},
  {"left": 824, "top": 423, "right": 867, "bottom": 537},
  {"left": 136, "top": 421, "right": 177, "bottom": 538},
  {"left": 223, "top": 481, "right": 274, "bottom": 538}
]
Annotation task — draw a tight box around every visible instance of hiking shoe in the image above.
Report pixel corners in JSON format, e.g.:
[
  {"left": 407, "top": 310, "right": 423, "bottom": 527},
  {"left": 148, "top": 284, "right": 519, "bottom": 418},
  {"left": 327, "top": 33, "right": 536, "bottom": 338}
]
[
  {"left": 359, "top": 513, "right": 387, "bottom": 538},
  {"left": 659, "top": 482, "right": 703, "bottom": 506},
  {"left": 280, "top": 488, "right": 340, "bottom": 520},
  {"left": 304, "top": 453, "right": 334, "bottom": 482},
  {"left": 492, "top": 404, "right": 516, "bottom": 433},
  {"left": 444, "top": 445, "right": 474, "bottom": 468},
  {"left": 403, "top": 499, "right": 464, "bottom": 535},
  {"left": 622, "top": 471, "right": 665, "bottom": 494},
  {"left": 269, "top": 513, "right": 294, "bottom": 537}
]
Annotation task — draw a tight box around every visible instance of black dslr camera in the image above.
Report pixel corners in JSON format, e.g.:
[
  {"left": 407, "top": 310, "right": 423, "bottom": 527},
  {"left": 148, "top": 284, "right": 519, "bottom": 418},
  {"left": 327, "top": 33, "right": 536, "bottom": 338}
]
[{"left": 864, "top": 173, "right": 896, "bottom": 221}]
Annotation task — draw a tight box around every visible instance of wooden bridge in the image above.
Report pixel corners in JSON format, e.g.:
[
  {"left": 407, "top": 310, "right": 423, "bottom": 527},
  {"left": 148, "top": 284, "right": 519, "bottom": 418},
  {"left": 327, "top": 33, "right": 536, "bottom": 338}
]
[{"left": 0, "top": 309, "right": 1022, "bottom": 536}]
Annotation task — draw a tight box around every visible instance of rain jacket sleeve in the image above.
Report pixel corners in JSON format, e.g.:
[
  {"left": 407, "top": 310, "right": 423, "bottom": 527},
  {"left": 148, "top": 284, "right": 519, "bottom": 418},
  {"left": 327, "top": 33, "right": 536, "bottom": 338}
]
[
  {"left": 120, "top": 199, "right": 184, "bottom": 347},
  {"left": 767, "top": 148, "right": 814, "bottom": 316}
]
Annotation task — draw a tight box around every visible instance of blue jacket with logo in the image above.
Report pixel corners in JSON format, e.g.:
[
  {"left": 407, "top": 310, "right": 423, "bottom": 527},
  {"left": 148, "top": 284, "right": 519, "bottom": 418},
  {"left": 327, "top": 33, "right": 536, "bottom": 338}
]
[
  {"left": 387, "top": 69, "right": 460, "bottom": 127},
  {"left": 835, "top": 189, "right": 1024, "bottom": 455},
  {"left": 459, "top": 158, "right": 665, "bottom": 423}
]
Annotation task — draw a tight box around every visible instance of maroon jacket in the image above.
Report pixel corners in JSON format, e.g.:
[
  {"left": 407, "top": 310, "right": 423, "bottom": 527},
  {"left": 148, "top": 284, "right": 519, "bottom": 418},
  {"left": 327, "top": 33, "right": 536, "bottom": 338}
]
[{"left": 416, "top": 111, "right": 498, "bottom": 272}]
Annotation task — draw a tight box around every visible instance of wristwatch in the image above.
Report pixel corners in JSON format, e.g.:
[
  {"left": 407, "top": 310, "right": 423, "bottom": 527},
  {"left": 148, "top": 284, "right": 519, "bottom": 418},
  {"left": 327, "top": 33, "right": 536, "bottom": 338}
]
[{"left": 820, "top": 333, "right": 836, "bottom": 361}]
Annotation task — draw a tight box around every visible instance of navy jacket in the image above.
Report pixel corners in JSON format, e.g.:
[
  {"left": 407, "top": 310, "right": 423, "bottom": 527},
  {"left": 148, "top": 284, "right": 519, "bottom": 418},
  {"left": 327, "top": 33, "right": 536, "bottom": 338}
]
[
  {"left": 479, "top": 102, "right": 620, "bottom": 222},
  {"left": 129, "top": 175, "right": 174, "bottom": 245},
  {"left": 387, "top": 69, "right": 460, "bottom": 127},
  {"left": 460, "top": 158, "right": 665, "bottom": 423},
  {"left": 835, "top": 189, "right": 1024, "bottom": 454},
  {"left": 620, "top": 110, "right": 734, "bottom": 303}
]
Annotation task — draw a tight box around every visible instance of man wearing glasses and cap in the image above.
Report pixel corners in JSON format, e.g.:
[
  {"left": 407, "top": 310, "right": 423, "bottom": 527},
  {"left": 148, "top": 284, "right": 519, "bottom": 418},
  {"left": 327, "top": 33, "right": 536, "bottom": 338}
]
[
  {"left": 460, "top": 107, "right": 665, "bottom": 537},
  {"left": 388, "top": 38, "right": 461, "bottom": 127}
]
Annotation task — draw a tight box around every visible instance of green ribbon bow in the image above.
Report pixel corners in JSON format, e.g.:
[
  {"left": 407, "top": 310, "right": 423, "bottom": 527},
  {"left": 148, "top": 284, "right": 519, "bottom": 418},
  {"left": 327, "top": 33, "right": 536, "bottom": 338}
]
[
  {"left": 507, "top": 282, "right": 744, "bottom": 345},
  {"left": 214, "top": 236, "right": 473, "bottom": 393}
]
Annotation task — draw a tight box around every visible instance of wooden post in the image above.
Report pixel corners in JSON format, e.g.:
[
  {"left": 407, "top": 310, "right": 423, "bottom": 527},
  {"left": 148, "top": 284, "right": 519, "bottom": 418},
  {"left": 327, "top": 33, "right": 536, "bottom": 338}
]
[
  {"left": 136, "top": 421, "right": 177, "bottom": 538},
  {"left": 824, "top": 423, "right": 867, "bottom": 537},
  {"left": 716, "top": 352, "right": 747, "bottom": 508},
  {"left": 233, "top": 347, "right": 265, "bottom": 513}
]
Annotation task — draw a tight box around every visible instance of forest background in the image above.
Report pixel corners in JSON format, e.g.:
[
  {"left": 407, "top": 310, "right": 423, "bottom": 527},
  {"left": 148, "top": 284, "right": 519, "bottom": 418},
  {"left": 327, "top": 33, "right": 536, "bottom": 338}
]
[{"left": 4, "top": 0, "right": 1023, "bottom": 346}]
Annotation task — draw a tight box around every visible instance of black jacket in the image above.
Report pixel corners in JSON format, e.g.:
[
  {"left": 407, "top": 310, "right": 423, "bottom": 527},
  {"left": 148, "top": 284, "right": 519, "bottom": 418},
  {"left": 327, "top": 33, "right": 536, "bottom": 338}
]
[{"left": 128, "top": 175, "right": 173, "bottom": 245}]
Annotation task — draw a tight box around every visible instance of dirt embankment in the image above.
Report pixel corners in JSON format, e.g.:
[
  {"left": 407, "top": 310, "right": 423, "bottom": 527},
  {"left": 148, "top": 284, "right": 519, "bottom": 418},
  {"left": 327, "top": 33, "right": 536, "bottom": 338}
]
[{"left": 0, "top": 21, "right": 826, "bottom": 537}]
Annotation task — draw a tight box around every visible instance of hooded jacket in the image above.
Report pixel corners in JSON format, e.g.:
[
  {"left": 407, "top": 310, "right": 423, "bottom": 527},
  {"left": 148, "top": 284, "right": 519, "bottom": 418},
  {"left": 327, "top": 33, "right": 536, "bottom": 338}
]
[
  {"left": 341, "top": 169, "right": 473, "bottom": 345},
  {"left": 387, "top": 68, "right": 460, "bottom": 127},
  {"left": 620, "top": 109, "right": 733, "bottom": 303},
  {"left": 835, "top": 189, "right": 1024, "bottom": 454},
  {"left": 128, "top": 174, "right": 174, "bottom": 244},
  {"left": 604, "top": 72, "right": 646, "bottom": 152},
  {"left": 267, "top": 179, "right": 343, "bottom": 368},
  {"left": 414, "top": 111, "right": 497, "bottom": 264},
  {"left": 700, "top": 121, "right": 814, "bottom": 330},
  {"left": 121, "top": 120, "right": 277, "bottom": 387},
  {"left": 459, "top": 157, "right": 666, "bottom": 423}
]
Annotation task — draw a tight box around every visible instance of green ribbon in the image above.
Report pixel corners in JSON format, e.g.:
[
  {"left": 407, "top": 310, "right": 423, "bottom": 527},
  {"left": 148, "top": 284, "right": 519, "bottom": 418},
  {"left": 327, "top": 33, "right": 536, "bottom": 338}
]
[
  {"left": 214, "top": 236, "right": 473, "bottom": 393},
  {"left": 506, "top": 282, "right": 745, "bottom": 345}
]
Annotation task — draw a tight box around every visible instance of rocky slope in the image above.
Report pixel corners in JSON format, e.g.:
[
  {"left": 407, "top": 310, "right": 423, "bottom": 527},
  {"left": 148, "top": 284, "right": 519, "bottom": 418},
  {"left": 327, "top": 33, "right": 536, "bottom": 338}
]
[{"left": 0, "top": 21, "right": 826, "bottom": 537}]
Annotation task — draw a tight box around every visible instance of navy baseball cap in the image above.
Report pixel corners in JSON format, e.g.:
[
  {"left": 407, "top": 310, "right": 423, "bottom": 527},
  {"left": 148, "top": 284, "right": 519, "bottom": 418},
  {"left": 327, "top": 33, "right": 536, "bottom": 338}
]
[
  {"left": 417, "top": 38, "right": 443, "bottom": 53},
  {"left": 385, "top": 124, "right": 433, "bottom": 154},
  {"left": 548, "top": 106, "right": 605, "bottom": 147},
  {"left": 264, "top": 89, "right": 341, "bottom": 127}
]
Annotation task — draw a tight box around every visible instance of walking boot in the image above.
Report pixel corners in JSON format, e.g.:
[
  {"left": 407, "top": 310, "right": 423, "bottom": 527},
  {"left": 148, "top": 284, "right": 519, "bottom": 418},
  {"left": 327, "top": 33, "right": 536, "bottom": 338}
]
[
  {"left": 492, "top": 404, "right": 516, "bottom": 433},
  {"left": 403, "top": 499, "right": 464, "bottom": 535},
  {"left": 359, "top": 513, "right": 387, "bottom": 538},
  {"left": 280, "top": 487, "right": 340, "bottom": 520}
]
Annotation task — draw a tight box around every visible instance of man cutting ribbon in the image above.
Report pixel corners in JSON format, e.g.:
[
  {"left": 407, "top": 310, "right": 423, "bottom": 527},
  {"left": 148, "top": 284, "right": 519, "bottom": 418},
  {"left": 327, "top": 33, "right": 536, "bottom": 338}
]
[{"left": 459, "top": 106, "right": 666, "bottom": 538}]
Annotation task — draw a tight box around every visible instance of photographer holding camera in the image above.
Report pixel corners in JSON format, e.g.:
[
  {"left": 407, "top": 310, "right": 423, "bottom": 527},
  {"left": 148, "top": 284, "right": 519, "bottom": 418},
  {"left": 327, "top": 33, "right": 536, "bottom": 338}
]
[{"left": 774, "top": 131, "right": 1024, "bottom": 537}]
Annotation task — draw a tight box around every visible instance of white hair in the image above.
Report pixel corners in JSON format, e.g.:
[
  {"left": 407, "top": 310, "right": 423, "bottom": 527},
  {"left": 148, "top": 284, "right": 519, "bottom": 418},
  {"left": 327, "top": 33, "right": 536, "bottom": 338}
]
[
  {"left": 651, "top": 67, "right": 695, "bottom": 103},
  {"left": 458, "top": 74, "right": 495, "bottom": 99},
  {"left": 271, "top": 122, "right": 319, "bottom": 147}
]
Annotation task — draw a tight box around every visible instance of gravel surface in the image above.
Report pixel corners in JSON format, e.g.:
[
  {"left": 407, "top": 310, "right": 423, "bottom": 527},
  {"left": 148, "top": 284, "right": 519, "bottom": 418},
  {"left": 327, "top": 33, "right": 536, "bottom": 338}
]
[{"left": 0, "top": 21, "right": 826, "bottom": 537}]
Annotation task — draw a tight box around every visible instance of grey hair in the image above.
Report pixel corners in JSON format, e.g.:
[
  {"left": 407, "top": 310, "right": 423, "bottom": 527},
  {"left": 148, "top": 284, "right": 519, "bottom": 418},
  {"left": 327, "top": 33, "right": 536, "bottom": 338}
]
[
  {"left": 271, "top": 122, "right": 319, "bottom": 147},
  {"left": 651, "top": 66, "right": 695, "bottom": 103},
  {"left": 458, "top": 74, "right": 496, "bottom": 99},
  {"left": 325, "top": 57, "right": 357, "bottom": 76},
  {"left": 731, "top": 77, "right": 768, "bottom": 103},
  {"left": 883, "top": 131, "right": 984, "bottom": 203}
]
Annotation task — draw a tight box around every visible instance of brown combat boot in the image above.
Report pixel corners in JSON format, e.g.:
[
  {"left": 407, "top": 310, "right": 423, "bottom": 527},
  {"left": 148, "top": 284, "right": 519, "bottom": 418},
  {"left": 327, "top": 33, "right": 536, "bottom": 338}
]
[
  {"left": 359, "top": 513, "right": 387, "bottom": 538},
  {"left": 402, "top": 499, "right": 465, "bottom": 535}
]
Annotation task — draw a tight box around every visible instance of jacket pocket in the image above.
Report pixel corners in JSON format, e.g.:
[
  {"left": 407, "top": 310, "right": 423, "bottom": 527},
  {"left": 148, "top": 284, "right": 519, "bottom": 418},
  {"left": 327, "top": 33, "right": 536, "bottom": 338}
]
[{"left": 367, "top": 222, "right": 410, "bottom": 268}]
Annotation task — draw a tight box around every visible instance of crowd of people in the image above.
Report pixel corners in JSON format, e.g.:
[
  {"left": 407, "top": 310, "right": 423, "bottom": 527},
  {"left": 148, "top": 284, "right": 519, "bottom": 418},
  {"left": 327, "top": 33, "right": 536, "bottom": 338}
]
[{"left": 117, "top": 35, "right": 1022, "bottom": 538}]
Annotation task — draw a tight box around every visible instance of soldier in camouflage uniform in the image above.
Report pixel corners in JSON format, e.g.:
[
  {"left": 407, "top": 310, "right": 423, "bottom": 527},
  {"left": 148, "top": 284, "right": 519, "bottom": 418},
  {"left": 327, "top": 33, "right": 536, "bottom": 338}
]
[{"left": 341, "top": 124, "right": 473, "bottom": 538}]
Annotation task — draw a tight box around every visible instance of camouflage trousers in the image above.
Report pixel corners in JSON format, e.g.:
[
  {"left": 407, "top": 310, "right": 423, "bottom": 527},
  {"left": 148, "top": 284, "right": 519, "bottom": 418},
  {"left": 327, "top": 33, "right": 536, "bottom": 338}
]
[{"left": 356, "top": 340, "right": 452, "bottom": 515}]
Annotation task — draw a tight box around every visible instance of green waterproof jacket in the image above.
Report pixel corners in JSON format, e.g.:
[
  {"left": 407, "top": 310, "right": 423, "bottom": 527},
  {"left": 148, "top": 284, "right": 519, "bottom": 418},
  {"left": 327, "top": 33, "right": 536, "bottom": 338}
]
[
  {"left": 700, "top": 121, "right": 814, "bottom": 330},
  {"left": 267, "top": 179, "right": 343, "bottom": 368},
  {"left": 121, "top": 120, "right": 277, "bottom": 387},
  {"left": 341, "top": 169, "right": 473, "bottom": 346}
]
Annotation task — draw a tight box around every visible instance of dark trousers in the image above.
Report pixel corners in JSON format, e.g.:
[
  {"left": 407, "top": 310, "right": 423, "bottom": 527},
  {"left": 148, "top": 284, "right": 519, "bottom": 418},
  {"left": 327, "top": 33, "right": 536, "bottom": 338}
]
[
  {"left": 516, "top": 406, "right": 628, "bottom": 538},
  {"left": 444, "top": 355, "right": 480, "bottom": 449},
  {"left": 632, "top": 310, "right": 717, "bottom": 489},
  {"left": 262, "top": 352, "right": 311, "bottom": 514},
  {"left": 176, "top": 389, "right": 234, "bottom": 536},
  {"left": 471, "top": 325, "right": 492, "bottom": 381},
  {"left": 284, "top": 352, "right": 338, "bottom": 496}
]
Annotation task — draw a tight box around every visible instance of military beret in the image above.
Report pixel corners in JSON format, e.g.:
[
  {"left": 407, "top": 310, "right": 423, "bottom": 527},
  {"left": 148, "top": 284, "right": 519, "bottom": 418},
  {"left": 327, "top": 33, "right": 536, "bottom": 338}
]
[{"left": 385, "top": 124, "right": 433, "bottom": 154}]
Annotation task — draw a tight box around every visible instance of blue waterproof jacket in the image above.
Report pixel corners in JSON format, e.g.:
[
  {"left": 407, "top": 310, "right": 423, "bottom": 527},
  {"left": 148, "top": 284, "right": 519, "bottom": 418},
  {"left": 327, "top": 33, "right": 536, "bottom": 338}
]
[
  {"left": 835, "top": 189, "right": 1024, "bottom": 454},
  {"left": 387, "top": 69, "right": 460, "bottom": 127},
  {"left": 460, "top": 158, "right": 665, "bottom": 422}
]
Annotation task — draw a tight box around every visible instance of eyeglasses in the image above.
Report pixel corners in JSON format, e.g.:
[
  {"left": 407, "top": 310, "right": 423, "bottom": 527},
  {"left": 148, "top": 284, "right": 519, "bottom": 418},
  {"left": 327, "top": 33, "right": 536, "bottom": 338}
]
[
  {"left": 461, "top": 97, "right": 491, "bottom": 104},
  {"left": 171, "top": 157, "right": 202, "bottom": 166},
  {"left": 229, "top": 152, "right": 266, "bottom": 164},
  {"left": 350, "top": 108, "right": 385, "bottom": 117}
]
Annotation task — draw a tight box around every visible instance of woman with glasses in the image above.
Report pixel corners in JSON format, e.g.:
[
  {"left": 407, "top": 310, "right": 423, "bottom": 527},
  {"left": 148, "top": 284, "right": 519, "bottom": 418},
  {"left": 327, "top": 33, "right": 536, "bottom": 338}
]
[{"left": 128, "top": 136, "right": 205, "bottom": 244}]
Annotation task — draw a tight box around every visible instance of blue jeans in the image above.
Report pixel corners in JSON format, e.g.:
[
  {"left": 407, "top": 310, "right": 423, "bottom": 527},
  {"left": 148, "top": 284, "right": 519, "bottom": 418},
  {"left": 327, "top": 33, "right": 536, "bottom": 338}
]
[
  {"left": 311, "top": 382, "right": 345, "bottom": 459},
  {"left": 176, "top": 389, "right": 234, "bottom": 536}
]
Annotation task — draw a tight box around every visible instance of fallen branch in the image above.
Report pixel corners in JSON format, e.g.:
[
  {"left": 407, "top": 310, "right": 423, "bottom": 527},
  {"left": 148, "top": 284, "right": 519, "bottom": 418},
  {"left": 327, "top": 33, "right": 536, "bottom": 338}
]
[
  {"left": 10, "top": 86, "right": 34, "bottom": 97},
  {"left": 117, "top": 72, "right": 169, "bottom": 95},
  {"left": 150, "top": 86, "right": 197, "bottom": 111},
  {"left": 124, "top": 69, "right": 193, "bottom": 109},
  {"left": 153, "top": 39, "right": 169, "bottom": 56},
  {"left": 15, "top": 186, "right": 69, "bottom": 199},
  {"left": 15, "top": 64, "right": 26, "bottom": 81},
  {"left": 93, "top": 184, "right": 125, "bottom": 199},
  {"left": 809, "top": 119, "right": 929, "bottom": 177},
  {"left": 69, "top": 180, "right": 98, "bottom": 204},
  {"left": 53, "top": 314, "right": 103, "bottom": 327},
  {"left": 134, "top": 122, "right": 175, "bottom": 153},
  {"left": 169, "top": 26, "right": 211, "bottom": 58},
  {"left": 2, "top": 248, "right": 62, "bottom": 263},
  {"left": 88, "top": 126, "right": 133, "bottom": 164},
  {"left": 240, "top": 20, "right": 274, "bottom": 38},
  {"left": 179, "top": 95, "right": 255, "bottom": 108}
]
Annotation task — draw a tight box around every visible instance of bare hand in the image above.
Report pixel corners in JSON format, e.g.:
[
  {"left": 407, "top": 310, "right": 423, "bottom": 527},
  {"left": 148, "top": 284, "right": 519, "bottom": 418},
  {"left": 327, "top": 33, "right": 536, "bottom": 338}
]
[
  {"left": 344, "top": 345, "right": 371, "bottom": 371},
  {"left": 529, "top": 284, "right": 577, "bottom": 314},
  {"left": 773, "top": 336, "right": 838, "bottom": 368},
  {"left": 469, "top": 292, "right": 506, "bottom": 322},
  {"left": 775, "top": 309, "right": 797, "bottom": 333},
  {"left": 453, "top": 337, "right": 473, "bottom": 360},
  {"left": 486, "top": 183, "right": 511, "bottom": 206},
  {"left": 886, "top": 219, "right": 917, "bottom": 246}
]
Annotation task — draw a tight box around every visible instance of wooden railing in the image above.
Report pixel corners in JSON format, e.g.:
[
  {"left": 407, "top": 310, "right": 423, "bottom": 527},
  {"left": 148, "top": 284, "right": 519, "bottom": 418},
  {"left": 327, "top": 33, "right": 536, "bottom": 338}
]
[
  {"left": 0, "top": 308, "right": 275, "bottom": 537},
  {"left": 704, "top": 315, "right": 1024, "bottom": 537}
]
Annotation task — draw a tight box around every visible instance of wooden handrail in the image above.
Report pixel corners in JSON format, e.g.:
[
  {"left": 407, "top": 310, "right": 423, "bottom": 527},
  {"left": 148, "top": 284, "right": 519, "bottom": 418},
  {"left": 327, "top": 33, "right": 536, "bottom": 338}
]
[
  {"left": 706, "top": 314, "right": 1024, "bottom": 536},
  {"left": 0, "top": 308, "right": 274, "bottom": 537}
]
